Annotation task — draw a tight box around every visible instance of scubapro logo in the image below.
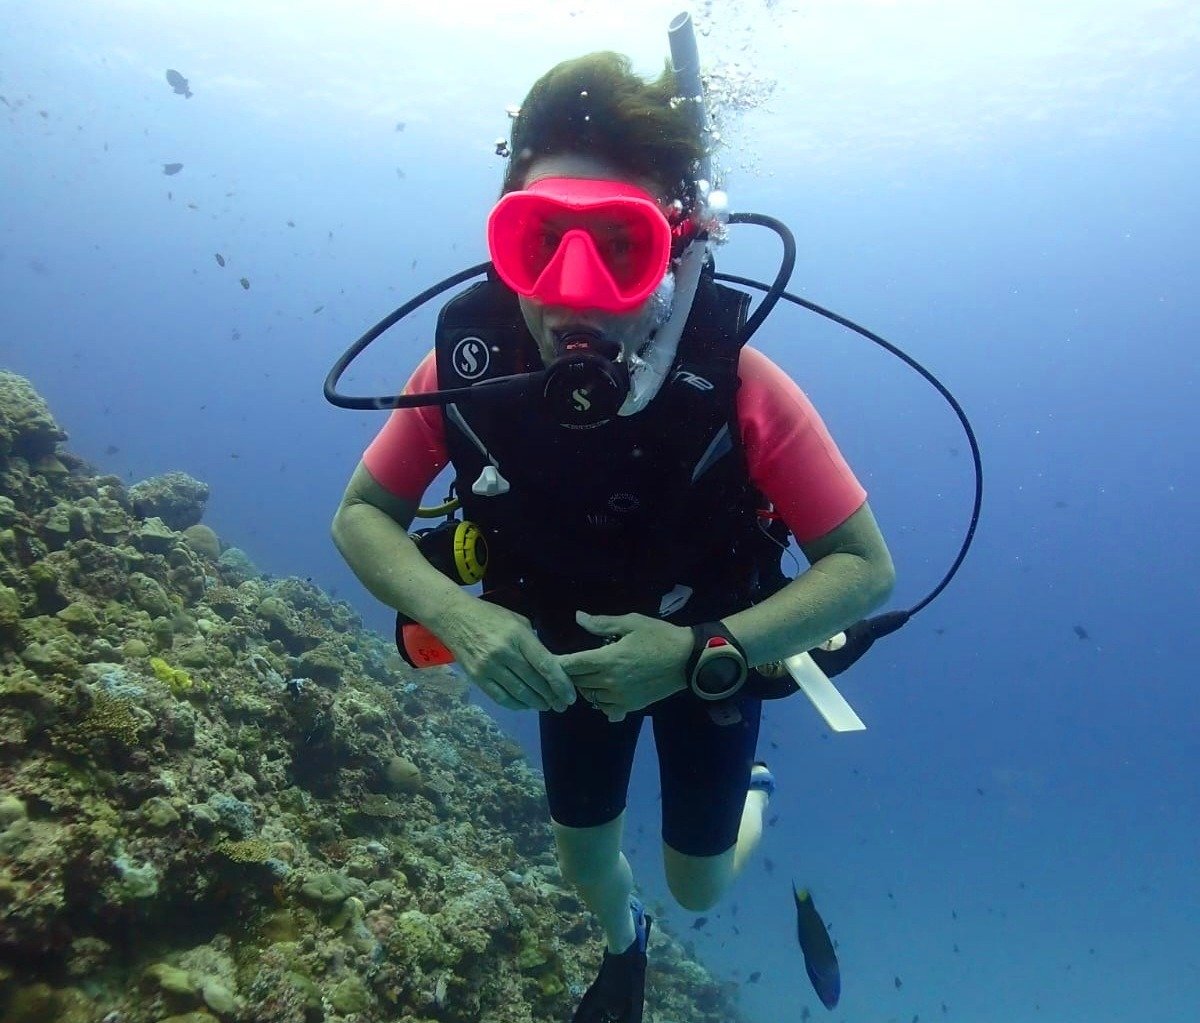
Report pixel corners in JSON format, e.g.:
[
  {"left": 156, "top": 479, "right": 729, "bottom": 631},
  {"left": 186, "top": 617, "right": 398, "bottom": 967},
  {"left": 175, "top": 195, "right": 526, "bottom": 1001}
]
[
  {"left": 452, "top": 336, "right": 490, "bottom": 380},
  {"left": 571, "top": 388, "right": 592, "bottom": 413},
  {"left": 672, "top": 370, "right": 714, "bottom": 391}
]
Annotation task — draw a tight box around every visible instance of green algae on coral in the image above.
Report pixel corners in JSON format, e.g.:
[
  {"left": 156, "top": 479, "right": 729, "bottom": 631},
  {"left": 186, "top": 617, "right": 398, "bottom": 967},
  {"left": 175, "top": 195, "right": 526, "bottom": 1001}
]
[{"left": 149, "top": 656, "right": 193, "bottom": 694}]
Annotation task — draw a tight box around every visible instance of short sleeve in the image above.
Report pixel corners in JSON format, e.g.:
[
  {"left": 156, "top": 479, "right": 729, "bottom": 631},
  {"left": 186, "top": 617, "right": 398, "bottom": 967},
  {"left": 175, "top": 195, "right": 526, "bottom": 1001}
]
[
  {"left": 736, "top": 346, "right": 867, "bottom": 543},
  {"left": 361, "top": 351, "right": 449, "bottom": 500}
]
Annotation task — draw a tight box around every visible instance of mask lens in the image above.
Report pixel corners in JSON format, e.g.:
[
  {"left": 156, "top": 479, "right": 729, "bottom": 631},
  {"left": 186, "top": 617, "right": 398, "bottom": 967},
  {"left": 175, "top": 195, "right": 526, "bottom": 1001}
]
[{"left": 488, "top": 178, "right": 671, "bottom": 311}]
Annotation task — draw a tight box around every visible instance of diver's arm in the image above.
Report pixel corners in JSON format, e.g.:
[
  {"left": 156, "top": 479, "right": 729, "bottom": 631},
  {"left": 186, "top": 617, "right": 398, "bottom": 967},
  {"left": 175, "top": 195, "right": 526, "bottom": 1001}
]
[
  {"left": 720, "top": 502, "right": 896, "bottom": 668},
  {"left": 330, "top": 461, "right": 475, "bottom": 630},
  {"left": 331, "top": 462, "right": 575, "bottom": 712}
]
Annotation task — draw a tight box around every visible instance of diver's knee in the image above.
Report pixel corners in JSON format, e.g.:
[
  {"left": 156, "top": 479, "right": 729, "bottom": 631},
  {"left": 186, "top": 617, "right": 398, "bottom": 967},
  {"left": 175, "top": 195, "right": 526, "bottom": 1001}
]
[
  {"left": 552, "top": 814, "right": 624, "bottom": 887},
  {"left": 663, "top": 844, "right": 734, "bottom": 913},
  {"left": 667, "top": 880, "right": 723, "bottom": 913}
]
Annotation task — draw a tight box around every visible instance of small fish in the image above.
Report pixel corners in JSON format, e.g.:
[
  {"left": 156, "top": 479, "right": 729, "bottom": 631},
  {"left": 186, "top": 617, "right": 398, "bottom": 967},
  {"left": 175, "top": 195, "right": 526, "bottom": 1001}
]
[
  {"left": 286, "top": 219, "right": 295, "bottom": 227},
  {"left": 747, "top": 971, "right": 761, "bottom": 984},
  {"left": 794, "top": 884, "right": 839, "bottom": 1009},
  {"left": 691, "top": 916, "right": 708, "bottom": 930},
  {"left": 165, "top": 69, "right": 192, "bottom": 98},
  {"left": 312, "top": 305, "right": 324, "bottom": 314},
  {"left": 1073, "top": 624, "right": 1089, "bottom": 641},
  {"left": 239, "top": 277, "right": 250, "bottom": 290},
  {"left": 895, "top": 975, "right": 903, "bottom": 989},
  {"left": 395, "top": 167, "right": 406, "bottom": 180},
  {"left": 105, "top": 444, "right": 119, "bottom": 455},
  {"left": 763, "top": 857, "right": 775, "bottom": 874},
  {"left": 162, "top": 162, "right": 183, "bottom": 175},
  {"left": 231, "top": 330, "right": 241, "bottom": 340},
  {"left": 800, "top": 1005, "right": 811, "bottom": 1021},
  {"left": 395, "top": 121, "right": 405, "bottom": 132},
  {"left": 214, "top": 253, "right": 225, "bottom": 267}
]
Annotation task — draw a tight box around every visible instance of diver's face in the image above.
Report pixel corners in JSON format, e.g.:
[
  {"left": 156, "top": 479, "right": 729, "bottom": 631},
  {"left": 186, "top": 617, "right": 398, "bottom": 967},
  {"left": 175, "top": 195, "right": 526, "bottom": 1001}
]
[{"left": 515, "top": 153, "right": 668, "bottom": 366}]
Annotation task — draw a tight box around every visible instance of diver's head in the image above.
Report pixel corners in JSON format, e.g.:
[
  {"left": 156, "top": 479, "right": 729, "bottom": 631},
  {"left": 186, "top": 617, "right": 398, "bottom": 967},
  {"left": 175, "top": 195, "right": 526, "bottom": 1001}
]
[
  {"left": 488, "top": 53, "right": 709, "bottom": 415},
  {"left": 495, "top": 152, "right": 682, "bottom": 368},
  {"left": 499, "top": 51, "right": 706, "bottom": 226}
]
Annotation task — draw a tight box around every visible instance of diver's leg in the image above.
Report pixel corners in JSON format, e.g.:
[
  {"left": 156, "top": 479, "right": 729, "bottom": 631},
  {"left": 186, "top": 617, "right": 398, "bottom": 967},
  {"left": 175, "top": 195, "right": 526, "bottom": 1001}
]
[
  {"left": 553, "top": 814, "right": 637, "bottom": 952},
  {"left": 733, "top": 768, "right": 771, "bottom": 875},
  {"left": 652, "top": 690, "right": 764, "bottom": 912},
  {"left": 661, "top": 776, "right": 770, "bottom": 910},
  {"left": 538, "top": 631, "right": 650, "bottom": 1023},
  {"left": 539, "top": 697, "right": 644, "bottom": 952}
]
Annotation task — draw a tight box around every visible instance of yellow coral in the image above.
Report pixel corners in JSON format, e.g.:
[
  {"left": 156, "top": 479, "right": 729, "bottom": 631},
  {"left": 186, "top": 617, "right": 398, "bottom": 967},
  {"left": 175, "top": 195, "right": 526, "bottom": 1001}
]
[{"left": 149, "top": 657, "right": 193, "bottom": 693}]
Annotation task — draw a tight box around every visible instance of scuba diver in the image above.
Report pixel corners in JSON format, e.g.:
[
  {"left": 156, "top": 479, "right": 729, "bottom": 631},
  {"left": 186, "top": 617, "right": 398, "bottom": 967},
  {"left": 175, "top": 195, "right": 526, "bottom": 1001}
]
[
  {"left": 331, "top": 48, "right": 894, "bottom": 1023},
  {"left": 330, "top": 12, "right": 982, "bottom": 1022}
]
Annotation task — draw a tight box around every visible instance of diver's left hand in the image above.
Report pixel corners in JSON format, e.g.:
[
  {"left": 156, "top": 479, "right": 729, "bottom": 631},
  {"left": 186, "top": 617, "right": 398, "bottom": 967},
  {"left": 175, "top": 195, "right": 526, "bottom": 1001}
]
[{"left": 557, "top": 611, "right": 692, "bottom": 722}]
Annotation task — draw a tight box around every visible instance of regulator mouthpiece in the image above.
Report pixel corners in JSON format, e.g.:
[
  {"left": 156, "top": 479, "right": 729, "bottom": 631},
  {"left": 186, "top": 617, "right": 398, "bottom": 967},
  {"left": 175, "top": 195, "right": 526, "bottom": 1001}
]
[{"left": 543, "top": 330, "right": 630, "bottom": 425}]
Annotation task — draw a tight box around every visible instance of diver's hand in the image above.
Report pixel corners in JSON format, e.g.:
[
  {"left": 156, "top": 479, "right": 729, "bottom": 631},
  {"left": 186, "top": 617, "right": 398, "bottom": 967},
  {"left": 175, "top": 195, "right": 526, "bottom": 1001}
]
[
  {"left": 434, "top": 598, "right": 576, "bottom": 713},
  {"left": 558, "top": 611, "right": 692, "bottom": 722}
]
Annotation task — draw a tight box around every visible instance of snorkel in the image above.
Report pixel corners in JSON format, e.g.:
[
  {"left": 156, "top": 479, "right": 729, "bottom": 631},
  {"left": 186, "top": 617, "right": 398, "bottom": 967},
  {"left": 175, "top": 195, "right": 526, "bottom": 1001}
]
[{"left": 614, "top": 10, "right": 715, "bottom": 416}]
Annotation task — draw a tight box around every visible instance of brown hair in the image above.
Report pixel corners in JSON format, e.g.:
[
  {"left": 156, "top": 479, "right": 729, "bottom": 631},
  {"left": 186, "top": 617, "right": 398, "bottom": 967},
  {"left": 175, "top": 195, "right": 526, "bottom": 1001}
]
[{"left": 501, "top": 51, "right": 706, "bottom": 207}]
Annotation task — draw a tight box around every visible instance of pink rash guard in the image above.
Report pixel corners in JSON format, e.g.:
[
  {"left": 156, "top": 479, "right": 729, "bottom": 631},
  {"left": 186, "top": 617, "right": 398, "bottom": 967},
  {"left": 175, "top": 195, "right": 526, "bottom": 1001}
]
[{"left": 362, "top": 346, "right": 866, "bottom": 544}]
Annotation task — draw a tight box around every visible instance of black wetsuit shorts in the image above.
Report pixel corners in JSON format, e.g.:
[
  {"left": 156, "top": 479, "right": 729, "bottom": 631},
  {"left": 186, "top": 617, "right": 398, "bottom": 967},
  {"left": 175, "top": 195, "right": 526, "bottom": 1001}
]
[
  {"left": 524, "top": 574, "right": 765, "bottom": 857},
  {"left": 539, "top": 687, "right": 762, "bottom": 857}
]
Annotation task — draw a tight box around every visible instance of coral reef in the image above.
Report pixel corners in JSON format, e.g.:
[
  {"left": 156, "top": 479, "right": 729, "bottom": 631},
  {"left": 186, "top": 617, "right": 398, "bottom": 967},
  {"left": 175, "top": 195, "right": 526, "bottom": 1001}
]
[{"left": 0, "top": 371, "right": 744, "bottom": 1022}]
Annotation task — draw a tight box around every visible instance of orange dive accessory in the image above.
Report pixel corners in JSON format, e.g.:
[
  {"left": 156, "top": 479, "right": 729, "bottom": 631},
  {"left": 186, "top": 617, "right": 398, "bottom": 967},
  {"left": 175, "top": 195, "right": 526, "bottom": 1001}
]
[
  {"left": 487, "top": 177, "right": 674, "bottom": 313},
  {"left": 395, "top": 519, "right": 488, "bottom": 669}
]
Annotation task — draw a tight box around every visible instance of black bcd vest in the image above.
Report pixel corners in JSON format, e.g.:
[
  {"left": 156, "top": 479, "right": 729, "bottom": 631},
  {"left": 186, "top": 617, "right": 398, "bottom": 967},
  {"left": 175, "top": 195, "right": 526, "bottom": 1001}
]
[{"left": 434, "top": 271, "right": 775, "bottom": 634}]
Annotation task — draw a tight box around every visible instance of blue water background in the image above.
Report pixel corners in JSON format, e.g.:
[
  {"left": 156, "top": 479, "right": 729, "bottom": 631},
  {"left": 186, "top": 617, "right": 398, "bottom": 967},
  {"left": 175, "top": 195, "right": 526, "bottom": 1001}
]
[{"left": 2, "top": 2, "right": 1197, "bottom": 1021}]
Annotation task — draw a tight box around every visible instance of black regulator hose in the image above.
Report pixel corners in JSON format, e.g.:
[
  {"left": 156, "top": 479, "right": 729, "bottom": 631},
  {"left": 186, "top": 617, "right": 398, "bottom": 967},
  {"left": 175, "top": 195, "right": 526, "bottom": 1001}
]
[{"left": 713, "top": 213, "right": 983, "bottom": 675}]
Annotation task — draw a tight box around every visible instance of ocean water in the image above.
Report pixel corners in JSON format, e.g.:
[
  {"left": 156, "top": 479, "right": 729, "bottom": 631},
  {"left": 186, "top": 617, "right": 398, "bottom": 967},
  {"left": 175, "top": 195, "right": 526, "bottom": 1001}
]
[{"left": 2, "top": 1, "right": 1197, "bottom": 1021}]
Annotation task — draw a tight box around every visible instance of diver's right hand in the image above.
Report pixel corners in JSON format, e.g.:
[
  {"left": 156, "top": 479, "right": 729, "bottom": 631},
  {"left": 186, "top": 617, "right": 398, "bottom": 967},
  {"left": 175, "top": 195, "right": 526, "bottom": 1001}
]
[{"left": 433, "top": 598, "right": 576, "bottom": 713}]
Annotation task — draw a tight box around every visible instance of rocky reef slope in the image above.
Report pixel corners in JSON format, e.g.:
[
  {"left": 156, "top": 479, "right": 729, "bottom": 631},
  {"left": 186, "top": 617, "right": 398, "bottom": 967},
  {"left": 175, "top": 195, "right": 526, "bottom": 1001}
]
[{"left": 0, "top": 372, "right": 743, "bottom": 1023}]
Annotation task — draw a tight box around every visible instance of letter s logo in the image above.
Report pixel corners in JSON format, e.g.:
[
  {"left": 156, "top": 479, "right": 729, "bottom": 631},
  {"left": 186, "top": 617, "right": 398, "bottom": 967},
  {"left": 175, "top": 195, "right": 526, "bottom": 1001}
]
[
  {"left": 571, "top": 388, "right": 592, "bottom": 412},
  {"left": 452, "top": 336, "right": 491, "bottom": 380}
]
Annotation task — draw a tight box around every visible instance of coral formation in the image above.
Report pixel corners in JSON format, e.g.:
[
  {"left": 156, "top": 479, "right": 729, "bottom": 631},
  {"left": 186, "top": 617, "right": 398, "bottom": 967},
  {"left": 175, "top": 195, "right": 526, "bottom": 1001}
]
[{"left": 0, "top": 371, "right": 743, "bottom": 1022}]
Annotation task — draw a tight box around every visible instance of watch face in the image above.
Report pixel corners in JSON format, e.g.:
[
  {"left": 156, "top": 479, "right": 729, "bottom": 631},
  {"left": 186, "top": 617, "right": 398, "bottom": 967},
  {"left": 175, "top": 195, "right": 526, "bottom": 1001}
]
[{"left": 696, "top": 652, "right": 745, "bottom": 697}]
